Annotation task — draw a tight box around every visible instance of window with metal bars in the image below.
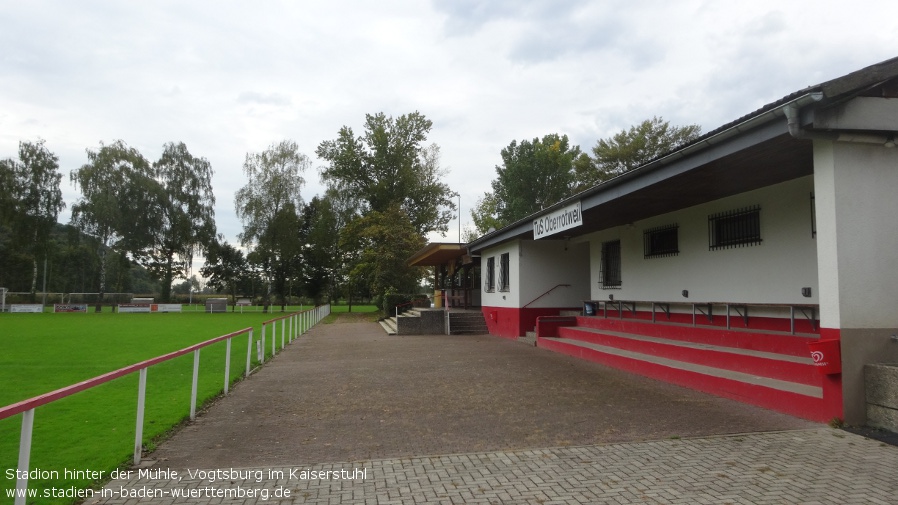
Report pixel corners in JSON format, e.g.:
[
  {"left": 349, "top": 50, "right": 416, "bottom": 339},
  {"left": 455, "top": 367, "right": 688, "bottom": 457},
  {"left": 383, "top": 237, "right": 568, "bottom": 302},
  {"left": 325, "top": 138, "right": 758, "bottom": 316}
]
[
  {"left": 499, "top": 253, "right": 510, "bottom": 291},
  {"left": 643, "top": 224, "right": 679, "bottom": 258},
  {"left": 708, "top": 206, "right": 761, "bottom": 250},
  {"left": 485, "top": 257, "right": 495, "bottom": 292},
  {"left": 600, "top": 240, "right": 621, "bottom": 288}
]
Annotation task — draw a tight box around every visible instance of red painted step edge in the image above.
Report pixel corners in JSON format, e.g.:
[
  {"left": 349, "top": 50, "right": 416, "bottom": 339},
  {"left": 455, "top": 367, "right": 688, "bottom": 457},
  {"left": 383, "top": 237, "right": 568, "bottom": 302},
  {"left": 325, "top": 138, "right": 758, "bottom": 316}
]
[
  {"left": 575, "top": 316, "right": 816, "bottom": 357},
  {"left": 538, "top": 337, "right": 833, "bottom": 422},
  {"left": 557, "top": 326, "right": 819, "bottom": 386}
]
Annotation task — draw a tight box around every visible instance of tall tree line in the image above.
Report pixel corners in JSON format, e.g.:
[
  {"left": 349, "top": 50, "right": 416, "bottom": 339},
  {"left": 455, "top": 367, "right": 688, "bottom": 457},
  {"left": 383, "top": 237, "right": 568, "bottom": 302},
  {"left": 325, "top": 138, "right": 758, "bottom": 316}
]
[
  {"left": 1, "top": 139, "right": 215, "bottom": 305},
  {"left": 0, "top": 139, "right": 65, "bottom": 297}
]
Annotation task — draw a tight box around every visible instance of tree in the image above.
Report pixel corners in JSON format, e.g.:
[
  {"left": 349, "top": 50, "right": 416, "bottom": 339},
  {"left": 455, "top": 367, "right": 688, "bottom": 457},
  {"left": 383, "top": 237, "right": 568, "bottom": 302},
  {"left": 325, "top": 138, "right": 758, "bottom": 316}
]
[
  {"left": 234, "top": 139, "right": 309, "bottom": 311},
  {"left": 1, "top": 140, "right": 65, "bottom": 297},
  {"left": 316, "top": 111, "right": 456, "bottom": 237},
  {"left": 317, "top": 111, "right": 456, "bottom": 302},
  {"left": 0, "top": 158, "right": 18, "bottom": 229},
  {"left": 576, "top": 116, "right": 702, "bottom": 189},
  {"left": 471, "top": 134, "right": 581, "bottom": 234},
  {"left": 200, "top": 238, "right": 248, "bottom": 310},
  {"left": 70, "top": 140, "right": 160, "bottom": 310},
  {"left": 297, "top": 196, "right": 339, "bottom": 304},
  {"left": 141, "top": 142, "right": 217, "bottom": 302},
  {"left": 340, "top": 205, "right": 426, "bottom": 297},
  {"left": 470, "top": 192, "right": 502, "bottom": 237}
]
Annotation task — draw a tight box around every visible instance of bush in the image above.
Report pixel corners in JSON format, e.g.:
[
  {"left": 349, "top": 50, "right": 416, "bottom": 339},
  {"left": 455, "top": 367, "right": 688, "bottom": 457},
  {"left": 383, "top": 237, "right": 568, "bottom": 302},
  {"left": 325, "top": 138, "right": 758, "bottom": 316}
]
[
  {"left": 381, "top": 293, "right": 414, "bottom": 315},
  {"left": 411, "top": 293, "right": 430, "bottom": 308}
]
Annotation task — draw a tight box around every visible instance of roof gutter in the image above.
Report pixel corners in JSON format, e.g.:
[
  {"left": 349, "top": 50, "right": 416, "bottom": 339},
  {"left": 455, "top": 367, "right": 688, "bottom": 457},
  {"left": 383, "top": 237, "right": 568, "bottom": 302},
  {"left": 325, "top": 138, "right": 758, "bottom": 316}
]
[{"left": 784, "top": 93, "right": 896, "bottom": 146}]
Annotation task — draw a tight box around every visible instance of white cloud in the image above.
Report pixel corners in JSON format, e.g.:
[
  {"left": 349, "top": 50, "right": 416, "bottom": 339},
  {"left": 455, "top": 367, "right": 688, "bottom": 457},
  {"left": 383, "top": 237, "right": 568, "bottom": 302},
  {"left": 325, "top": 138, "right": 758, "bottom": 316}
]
[{"left": 2, "top": 0, "right": 897, "bottom": 247}]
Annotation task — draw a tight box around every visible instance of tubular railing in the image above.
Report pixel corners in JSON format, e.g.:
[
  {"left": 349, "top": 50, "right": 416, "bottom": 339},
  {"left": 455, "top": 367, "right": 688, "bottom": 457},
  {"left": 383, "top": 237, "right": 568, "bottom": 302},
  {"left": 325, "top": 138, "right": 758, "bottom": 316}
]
[
  {"left": 0, "top": 303, "right": 331, "bottom": 505},
  {"left": 522, "top": 284, "right": 571, "bottom": 309},
  {"left": 394, "top": 301, "right": 415, "bottom": 319}
]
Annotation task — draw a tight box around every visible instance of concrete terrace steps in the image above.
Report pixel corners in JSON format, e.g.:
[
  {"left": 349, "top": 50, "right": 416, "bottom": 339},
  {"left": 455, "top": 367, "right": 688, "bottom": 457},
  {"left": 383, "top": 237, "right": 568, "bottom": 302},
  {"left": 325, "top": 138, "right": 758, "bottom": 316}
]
[
  {"left": 560, "top": 325, "right": 819, "bottom": 385},
  {"left": 538, "top": 317, "right": 830, "bottom": 421},
  {"left": 448, "top": 310, "right": 489, "bottom": 335},
  {"left": 517, "top": 331, "right": 537, "bottom": 347},
  {"left": 379, "top": 317, "right": 397, "bottom": 335},
  {"left": 379, "top": 309, "right": 488, "bottom": 335},
  {"left": 574, "top": 316, "right": 818, "bottom": 357},
  {"left": 549, "top": 336, "right": 821, "bottom": 398},
  {"left": 379, "top": 308, "right": 427, "bottom": 335}
]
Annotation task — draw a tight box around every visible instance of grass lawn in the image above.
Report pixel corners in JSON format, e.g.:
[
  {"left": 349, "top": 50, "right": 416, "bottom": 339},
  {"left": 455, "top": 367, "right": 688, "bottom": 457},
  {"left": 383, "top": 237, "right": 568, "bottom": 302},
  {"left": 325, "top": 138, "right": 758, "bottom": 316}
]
[{"left": 0, "top": 304, "right": 371, "bottom": 504}]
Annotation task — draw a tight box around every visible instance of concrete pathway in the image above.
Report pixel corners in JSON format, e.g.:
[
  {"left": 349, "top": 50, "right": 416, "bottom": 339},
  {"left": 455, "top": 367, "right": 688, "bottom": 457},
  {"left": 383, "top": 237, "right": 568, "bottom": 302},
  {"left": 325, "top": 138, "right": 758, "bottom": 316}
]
[{"left": 88, "top": 314, "right": 897, "bottom": 504}]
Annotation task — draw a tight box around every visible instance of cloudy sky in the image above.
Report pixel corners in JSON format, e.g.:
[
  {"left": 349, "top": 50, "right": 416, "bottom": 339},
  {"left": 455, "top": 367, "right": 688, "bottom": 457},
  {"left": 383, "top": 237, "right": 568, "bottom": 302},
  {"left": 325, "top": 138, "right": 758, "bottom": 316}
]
[{"left": 3, "top": 0, "right": 897, "bottom": 247}]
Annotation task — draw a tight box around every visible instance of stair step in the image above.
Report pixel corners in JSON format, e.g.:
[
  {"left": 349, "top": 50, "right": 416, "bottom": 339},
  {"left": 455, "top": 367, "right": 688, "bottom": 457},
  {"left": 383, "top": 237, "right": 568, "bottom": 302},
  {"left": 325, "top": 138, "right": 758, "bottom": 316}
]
[
  {"left": 554, "top": 337, "right": 820, "bottom": 397},
  {"left": 540, "top": 337, "right": 828, "bottom": 421},
  {"left": 378, "top": 320, "right": 397, "bottom": 335},
  {"left": 557, "top": 326, "right": 817, "bottom": 385},
  {"left": 575, "top": 316, "right": 816, "bottom": 356},
  {"left": 447, "top": 311, "right": 488, "bottom": 335}
]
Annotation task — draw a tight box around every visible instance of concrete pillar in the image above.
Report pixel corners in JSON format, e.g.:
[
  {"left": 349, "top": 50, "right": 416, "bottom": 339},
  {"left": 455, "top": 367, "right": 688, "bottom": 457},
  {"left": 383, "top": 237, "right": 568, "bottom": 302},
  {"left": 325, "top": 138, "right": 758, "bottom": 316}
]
[{"left": 814, "top": 139, "right": 898, "bottom": 423}]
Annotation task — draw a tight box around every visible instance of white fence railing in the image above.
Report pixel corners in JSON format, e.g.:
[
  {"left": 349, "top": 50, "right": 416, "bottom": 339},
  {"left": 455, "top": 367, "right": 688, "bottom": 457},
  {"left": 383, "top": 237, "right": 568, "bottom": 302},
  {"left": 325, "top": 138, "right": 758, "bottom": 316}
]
[{"left": 0, "top": 304, "right": 331, "bottom": 505}]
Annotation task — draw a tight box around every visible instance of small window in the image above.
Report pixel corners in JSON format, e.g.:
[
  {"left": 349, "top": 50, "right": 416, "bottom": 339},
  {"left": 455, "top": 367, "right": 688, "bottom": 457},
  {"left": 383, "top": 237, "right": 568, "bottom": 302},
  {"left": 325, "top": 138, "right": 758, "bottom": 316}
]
[
  {"left": 644, "top": 224, "right": 679, "bottom": 258},
  {"left": 708, "top": 206, "right": 761, "bottom": 250},
  {"left": 485, "top": 257, "right": 495, "bottom": 292},
  {"left": 499, "top": 253, "right": 510, "bottom": 291},
  {"left": 600, "top": 240, "right": 621, "bottom": 289}
]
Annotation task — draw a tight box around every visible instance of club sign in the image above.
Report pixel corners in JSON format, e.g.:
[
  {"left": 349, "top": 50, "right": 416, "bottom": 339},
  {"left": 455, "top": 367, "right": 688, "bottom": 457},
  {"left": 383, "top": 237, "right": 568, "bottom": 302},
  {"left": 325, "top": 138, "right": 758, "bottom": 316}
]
[{"left": 533, "top": 201, "right": 582, "bottom": 239}]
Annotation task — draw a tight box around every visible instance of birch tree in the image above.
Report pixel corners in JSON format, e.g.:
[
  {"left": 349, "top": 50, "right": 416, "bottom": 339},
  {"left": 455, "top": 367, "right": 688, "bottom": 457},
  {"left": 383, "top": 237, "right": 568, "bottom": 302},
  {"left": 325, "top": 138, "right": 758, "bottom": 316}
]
[
  {"left": 71, "top": 140, "right": 159, "bottom": 310},
  {"left": 234, "top": 139, "right": 309, "bottom": 311},
  {"left": 142, "top": 142, "right": 217, "bottom": 302}
]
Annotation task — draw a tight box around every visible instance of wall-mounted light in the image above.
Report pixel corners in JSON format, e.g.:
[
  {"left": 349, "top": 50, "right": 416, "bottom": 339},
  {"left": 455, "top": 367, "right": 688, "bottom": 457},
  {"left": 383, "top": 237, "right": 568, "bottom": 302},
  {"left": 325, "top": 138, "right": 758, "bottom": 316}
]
[
  {"left": 801, "top": 287, "right": 812, "bottom": 298},
  {"left": 608, "top": 294, "right": 614, "bottom": 301},
  {"left": 682, "top": 289, "right": 689, "bottom": 298}
]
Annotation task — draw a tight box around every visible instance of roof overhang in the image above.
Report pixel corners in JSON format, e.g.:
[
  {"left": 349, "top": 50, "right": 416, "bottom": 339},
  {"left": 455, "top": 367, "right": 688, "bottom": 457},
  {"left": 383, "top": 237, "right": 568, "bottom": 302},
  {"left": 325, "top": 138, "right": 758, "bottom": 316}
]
[
  {"left": 468, "top": 56, "right": 898, "bottom": 255},
  {"left": 468, "top": 101, "right": 812, "bottom": 254},
  {"left": 407, "top": 243, "right": 467, "bottom": 267}
]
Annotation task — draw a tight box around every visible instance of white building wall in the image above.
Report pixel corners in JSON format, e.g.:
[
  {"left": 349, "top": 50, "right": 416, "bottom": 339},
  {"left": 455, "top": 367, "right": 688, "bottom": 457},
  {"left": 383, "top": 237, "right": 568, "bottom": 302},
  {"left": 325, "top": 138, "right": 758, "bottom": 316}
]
[
  {"left": 587, "top": 176, "right": 819, "bottom": 305},
  {"left": 815, "top": 141, "right": 898, "bottom": 329},
  {"left": 480, "top": 240, "right": 521, "bottom": 308},
  {"left": 519, "top": 240, "right": 590, "bottom": 308}
]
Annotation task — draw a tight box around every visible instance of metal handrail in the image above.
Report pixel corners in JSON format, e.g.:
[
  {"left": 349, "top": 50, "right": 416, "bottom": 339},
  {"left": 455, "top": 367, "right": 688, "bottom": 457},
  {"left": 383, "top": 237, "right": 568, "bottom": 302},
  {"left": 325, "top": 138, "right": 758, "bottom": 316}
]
[
  {"left": 395, "top": 300, "right": 415, "bottom": 318},
  {"left": 522, "top": 284, "right": 571, "bottom": 309}
]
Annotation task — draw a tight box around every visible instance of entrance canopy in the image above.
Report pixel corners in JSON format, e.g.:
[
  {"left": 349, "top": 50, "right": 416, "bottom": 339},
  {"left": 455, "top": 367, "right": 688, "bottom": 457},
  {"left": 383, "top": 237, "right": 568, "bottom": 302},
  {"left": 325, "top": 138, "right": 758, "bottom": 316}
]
[{"left": 407, "top": 243, "right": 468, "bottom": 267}]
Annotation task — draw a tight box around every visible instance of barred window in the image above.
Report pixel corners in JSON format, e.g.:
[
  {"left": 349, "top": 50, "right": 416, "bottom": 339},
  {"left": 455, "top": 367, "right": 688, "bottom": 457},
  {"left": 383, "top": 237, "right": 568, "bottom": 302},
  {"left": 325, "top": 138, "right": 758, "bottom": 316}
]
[
  {"left": 499, "top": 253, "right": 510, "bottom": 291},
  {"left": 485, "top": 257, "right": 495, "bottom": 292},
  {"left": 600, "top": 240, "right": 621, "bottom": 289},
  {"left": 644, "top": 224, "right": 679, "bottom": 258},
  {"left": 709, "top": 206, "right": 761, "bottom": 250}
]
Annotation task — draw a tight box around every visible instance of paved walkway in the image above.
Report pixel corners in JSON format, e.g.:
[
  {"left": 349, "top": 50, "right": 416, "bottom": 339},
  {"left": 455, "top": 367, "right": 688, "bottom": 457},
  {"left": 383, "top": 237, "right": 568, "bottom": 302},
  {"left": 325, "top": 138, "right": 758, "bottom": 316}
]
[
  {"left": 96, "top": 429, "right": 897, "bottom": 504},
  {"left": 90, "top": 314, "right": 898, "bottom": 504}
]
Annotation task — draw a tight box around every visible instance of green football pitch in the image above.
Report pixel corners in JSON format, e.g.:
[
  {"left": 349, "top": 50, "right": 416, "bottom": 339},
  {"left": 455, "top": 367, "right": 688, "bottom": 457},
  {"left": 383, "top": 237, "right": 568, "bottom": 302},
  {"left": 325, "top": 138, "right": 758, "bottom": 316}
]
[{"left": 0, "top": 305, "right": 375, "bottom": 504}]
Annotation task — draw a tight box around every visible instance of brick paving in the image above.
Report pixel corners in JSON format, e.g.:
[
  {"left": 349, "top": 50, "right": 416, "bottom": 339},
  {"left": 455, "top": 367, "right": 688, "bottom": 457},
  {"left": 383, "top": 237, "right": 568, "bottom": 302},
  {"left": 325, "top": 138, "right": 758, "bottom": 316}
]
[
  {"left": 93, "top": 429, "right": 898, "bottom": 504},
  {"left": 86, "top": 314, "right": 898, "bottom": 504}
]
